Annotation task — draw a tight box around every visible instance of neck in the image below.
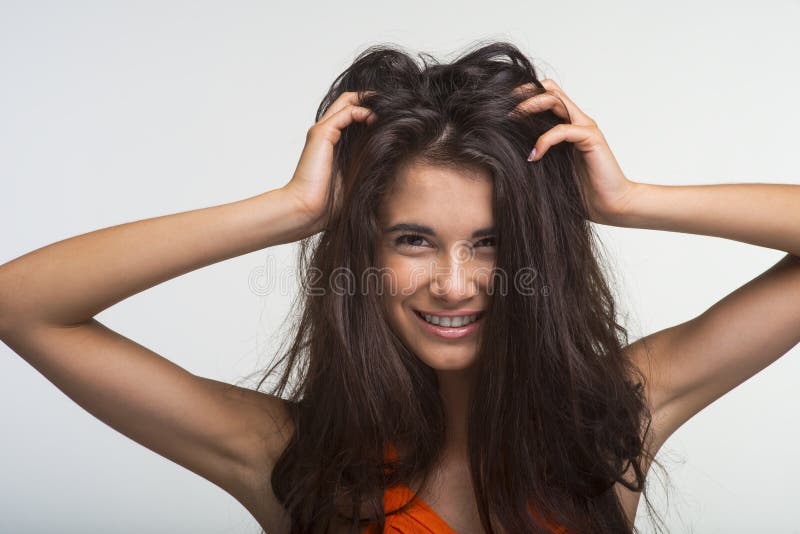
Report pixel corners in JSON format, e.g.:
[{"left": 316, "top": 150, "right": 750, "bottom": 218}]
[{"left": 435, "top": 365, "right": 476, "bottom": 461}]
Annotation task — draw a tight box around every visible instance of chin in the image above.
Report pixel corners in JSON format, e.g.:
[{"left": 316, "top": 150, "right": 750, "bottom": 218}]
[{"left": 416, "top": 351, "right": 478, "bottom": 372}]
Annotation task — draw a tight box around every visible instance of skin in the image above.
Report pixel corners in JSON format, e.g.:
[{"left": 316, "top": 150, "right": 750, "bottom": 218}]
[
  {"left": 521, "top": 79, "right": 800, "bottom": 442},
  {"left": 376, "top": 160, "right": 496, "bottom": 462},
  {"left": 1, "top": 83, "right": 799, "bottom": 533}
]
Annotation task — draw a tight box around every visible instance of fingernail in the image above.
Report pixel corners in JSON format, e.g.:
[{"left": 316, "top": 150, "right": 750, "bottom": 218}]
[{"left": 527, "top": 147, "right": 537, "bottom": 161}]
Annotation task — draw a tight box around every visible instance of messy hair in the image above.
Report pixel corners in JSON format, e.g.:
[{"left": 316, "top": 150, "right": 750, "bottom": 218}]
[{"left": 251, "top": 40, "right": 669, "bottom": 534}]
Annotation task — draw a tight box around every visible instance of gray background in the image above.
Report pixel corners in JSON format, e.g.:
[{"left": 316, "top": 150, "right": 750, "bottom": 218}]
[{"left": 2, "top": 1, "right": 799, "bottom": 532}]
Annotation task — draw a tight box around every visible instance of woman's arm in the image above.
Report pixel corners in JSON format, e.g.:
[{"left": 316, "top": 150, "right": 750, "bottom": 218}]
[
  {"left": 515, "top": 78, "right": 800, "bottom": 458},
  {"left": 0, "top": 187, "right": 313, "bottom": 515},
  {"left": 612, "top": 182, "right": 800, "bottom": 257},
  {"left": 0, "top": 89, "right": 377, "bottom": 330},
  {"left": 614, "top": 181, "right": 800, "bottom": 454},
  {"left": 0, "top": 187, "right": 311, "bottom": 330},
  {"left": 0, "top": 91, "right": 377, "bottom": 523}
]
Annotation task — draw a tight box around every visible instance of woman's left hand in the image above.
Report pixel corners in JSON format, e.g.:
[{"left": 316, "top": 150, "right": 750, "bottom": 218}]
[{"left": 512, "top": 79, "right": 640, "bottom": 225}]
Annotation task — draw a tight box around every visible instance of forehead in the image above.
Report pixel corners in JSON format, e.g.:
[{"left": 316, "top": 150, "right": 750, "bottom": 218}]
[{"left": 379, "top": 161, "right": 494, "bottom": 227}]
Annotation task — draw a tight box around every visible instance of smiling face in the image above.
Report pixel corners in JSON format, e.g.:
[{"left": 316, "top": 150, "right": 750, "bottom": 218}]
[{"left": 376, "top": 159, "right": 496, "bottom": 372}]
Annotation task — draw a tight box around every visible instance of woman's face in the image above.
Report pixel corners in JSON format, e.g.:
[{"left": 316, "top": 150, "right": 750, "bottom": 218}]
[{"left": 377, "top": 160, "right": 496, "bottom": 371}]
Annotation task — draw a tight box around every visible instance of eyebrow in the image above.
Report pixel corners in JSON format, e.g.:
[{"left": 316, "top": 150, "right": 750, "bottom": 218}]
[{"left": 383, "top": 223, "right": 495, "bottom": 239}]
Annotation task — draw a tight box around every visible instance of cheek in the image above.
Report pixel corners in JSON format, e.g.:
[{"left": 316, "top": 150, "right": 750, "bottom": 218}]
[
  {"left": 472, "top": 260, "right": 497, "bottom": 292},
  {"left": 380, "top": 256, "right": 429, "bottom": 300}
]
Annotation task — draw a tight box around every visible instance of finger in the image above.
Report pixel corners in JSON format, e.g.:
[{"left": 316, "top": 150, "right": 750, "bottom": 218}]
[
  {"left": 512, "top": 92, "right": 571, "bottom": 122},
  {"left": 538, "top": 79, "right": 595, "bottom": 126},
  {"left": 528, "top": 123, "right": 601, "bottom": 162},
  {"left": 320, "top": 90, "right": 378, "bottom": 122},
  {"left": 509, "top": 82, "right": 545, "bottom": 107},
  {"left": 313, "top": 104, "right": 376, "bottom": 142},
  {"left": 511, "top": 80, "right": 547, "bottom": 94},
  {"left": 509, "top": 82, "right": 587, "bottom": 126}
]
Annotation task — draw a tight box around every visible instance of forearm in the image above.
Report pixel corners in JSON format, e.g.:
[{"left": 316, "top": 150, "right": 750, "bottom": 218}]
[
  {"left": 0, "top": 187, "right": 310, "bottom": 329},
  {"left": 615, "top": 182, "right": 800, "bottom": 257}
]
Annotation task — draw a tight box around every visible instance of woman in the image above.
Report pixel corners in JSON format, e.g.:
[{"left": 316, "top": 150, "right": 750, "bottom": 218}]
[{"left": 1, "top": 41, "right": 798, "bottom": 534}]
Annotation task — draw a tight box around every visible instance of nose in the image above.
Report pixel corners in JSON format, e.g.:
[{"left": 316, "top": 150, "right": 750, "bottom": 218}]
[{"left": 429, "top": 242, "right": 480, "bottom": 302}]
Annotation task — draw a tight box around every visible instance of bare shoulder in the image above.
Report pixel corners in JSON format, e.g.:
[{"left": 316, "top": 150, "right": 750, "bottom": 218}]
[
  {"left": 216, "top": 381, "right": 295, "bottom": 467},
  {"left": 223, "top": 383, "right": 295, "bottom": 533},
  {"left": 621, "top": 330, "right": 676, "bottom": 454},
  {"left": 0, "top": 319, "right": 297, "bottom": 533},
  {"left": 612, "top": 338, "right": 678, "bottom": 527},
  {"left": 620, "top": 253, "right": 800, "bottom": 456}
]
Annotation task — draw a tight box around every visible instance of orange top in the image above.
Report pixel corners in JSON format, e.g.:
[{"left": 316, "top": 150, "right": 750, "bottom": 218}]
[
  {"left": 361, "top": 482, "right": 460, "bottom": 533},
  {"left": 360, "top": 482, "right": 569, "bottom": 533},
  {"left": 360, "top": 445, "right": 569, "bottom": 533}
]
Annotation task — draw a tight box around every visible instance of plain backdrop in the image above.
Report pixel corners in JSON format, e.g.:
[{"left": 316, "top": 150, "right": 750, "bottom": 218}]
[{"left": 2, "top": 1, "right": 799, "bottom": 532}]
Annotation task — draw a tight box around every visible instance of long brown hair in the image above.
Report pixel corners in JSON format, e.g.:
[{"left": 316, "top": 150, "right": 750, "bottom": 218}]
[{"left": 249, "top": 40, "right": 669, "bottom": 534}]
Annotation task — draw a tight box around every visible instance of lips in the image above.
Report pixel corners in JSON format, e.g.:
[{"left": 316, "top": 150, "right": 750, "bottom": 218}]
[
  {"left": 413, "top": 310, "right": 485, "bottom": 326},
  {"left": 413, "top": 309, "right": 485, "bottom": 317},
  {"left": 412, "top": 309, "right": 485, "bottom": 339}
]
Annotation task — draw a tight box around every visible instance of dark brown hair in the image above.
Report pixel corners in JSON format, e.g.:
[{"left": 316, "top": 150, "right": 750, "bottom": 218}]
[{"left": 249, "top": 40, "right": 669, "bottom": 534}]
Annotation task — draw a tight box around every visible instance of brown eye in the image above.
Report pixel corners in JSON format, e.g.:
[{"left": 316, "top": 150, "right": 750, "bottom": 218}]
[
  {"left": 475, "top": 237, "right": 497, "bottom": 247},
  {"left": 394, "top": 234, "right": 430, "bottom": 248}
]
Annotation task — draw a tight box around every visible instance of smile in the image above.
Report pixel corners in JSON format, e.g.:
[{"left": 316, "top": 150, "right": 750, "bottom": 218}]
[
  {"left": 418, "top": 311, "right": 482, "bottom": 327},
  {"left": 412, "top": 309, "right": 485, "bottom": 339}
]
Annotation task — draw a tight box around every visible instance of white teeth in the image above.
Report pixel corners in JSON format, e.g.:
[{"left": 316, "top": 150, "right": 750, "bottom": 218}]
[{"left": 421, "top": 313, "right": 479, "bottom": 327}]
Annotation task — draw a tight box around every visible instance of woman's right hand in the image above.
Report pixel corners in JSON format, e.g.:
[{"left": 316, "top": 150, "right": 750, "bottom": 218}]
[{"left": 281, "top": 91, "right": 377, "bottom": 237}]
